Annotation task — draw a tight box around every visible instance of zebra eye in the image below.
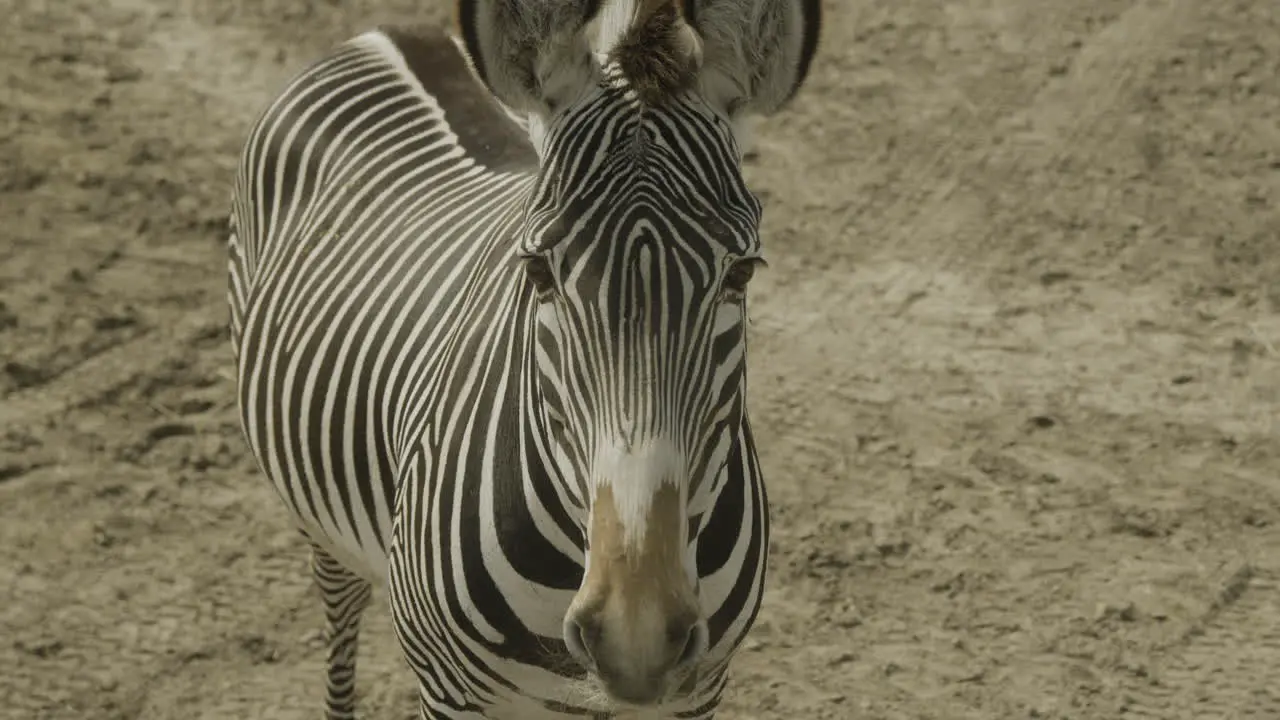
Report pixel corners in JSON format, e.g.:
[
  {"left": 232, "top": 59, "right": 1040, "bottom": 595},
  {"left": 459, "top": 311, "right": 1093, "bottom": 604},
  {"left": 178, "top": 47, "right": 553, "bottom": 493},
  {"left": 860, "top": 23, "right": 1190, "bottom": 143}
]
[
  {"left": 523, "top": 256, "right": 557, "bottom": 299},
  {"left": 723, "top": 258, "right": 763, "bottom": 299}
]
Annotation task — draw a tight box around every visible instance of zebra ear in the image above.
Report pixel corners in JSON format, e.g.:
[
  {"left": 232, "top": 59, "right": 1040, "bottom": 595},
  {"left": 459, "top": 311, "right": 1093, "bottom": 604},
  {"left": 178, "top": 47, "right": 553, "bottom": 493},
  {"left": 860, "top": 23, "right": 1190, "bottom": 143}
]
[
  {"left": 685, "top": 0, "right": 821, "bottom": 117},
  {"left": 454, "top": 0, "right": 605, "bottom": 117}
]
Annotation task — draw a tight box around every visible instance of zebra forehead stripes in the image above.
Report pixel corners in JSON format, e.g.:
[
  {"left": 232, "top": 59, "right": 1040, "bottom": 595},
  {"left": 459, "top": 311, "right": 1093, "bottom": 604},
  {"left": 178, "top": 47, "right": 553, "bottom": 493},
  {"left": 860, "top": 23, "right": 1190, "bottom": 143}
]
[{"left": 519, "top": 89, "right": 764, "bottom": 261}]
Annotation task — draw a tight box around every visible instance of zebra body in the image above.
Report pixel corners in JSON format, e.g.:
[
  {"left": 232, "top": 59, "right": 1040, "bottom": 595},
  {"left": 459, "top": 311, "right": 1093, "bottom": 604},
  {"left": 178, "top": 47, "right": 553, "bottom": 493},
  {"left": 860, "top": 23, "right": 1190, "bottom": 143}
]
[{"left": 229, "top": 2, "right": 819, "bottom": 718}]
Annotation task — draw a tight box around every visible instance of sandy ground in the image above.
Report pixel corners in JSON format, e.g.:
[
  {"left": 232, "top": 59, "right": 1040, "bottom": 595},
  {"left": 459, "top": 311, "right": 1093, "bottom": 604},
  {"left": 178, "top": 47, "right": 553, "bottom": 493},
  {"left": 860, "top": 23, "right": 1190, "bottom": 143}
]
[{"left": 2, "top": 0, "right": 1279, "bottom": 718}]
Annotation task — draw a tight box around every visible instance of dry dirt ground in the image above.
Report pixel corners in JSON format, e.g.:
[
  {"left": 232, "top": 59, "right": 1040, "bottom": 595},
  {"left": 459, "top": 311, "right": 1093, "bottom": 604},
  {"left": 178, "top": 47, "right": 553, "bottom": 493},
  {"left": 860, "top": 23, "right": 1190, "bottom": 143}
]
[{"left": 2, "top": 0, "right": 1279, "bottom": 718}]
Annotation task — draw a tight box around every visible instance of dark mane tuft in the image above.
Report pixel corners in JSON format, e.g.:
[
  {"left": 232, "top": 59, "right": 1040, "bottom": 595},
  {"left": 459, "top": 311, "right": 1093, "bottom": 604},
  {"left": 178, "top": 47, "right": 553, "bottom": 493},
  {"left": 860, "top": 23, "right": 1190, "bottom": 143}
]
[{"left": 607, "top": 4, "right": 697, "bottom": 107}]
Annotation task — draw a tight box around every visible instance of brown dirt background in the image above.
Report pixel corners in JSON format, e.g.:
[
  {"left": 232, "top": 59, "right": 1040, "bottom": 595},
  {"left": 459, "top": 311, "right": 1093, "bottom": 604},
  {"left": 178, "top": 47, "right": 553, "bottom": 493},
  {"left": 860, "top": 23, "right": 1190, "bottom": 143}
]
[{"left": 2, "top": 0, "right": 1279, "bottom": 718}]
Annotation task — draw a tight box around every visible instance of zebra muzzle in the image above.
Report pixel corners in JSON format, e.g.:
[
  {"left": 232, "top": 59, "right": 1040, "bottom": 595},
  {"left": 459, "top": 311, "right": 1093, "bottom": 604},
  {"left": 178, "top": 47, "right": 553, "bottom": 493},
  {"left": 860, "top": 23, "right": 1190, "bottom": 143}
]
[
  {"left": 563, "top": 483, "right": 708, "bottom": 705},
  {"left": 563, "top": 606, "right": 707, "bottom": 706}
]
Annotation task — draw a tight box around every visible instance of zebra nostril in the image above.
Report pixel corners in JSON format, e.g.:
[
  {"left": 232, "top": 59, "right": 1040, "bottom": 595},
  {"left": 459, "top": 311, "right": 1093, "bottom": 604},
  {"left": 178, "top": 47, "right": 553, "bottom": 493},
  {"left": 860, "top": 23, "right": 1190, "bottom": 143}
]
[
  {"left": 563, "top": 614, "right": 600, "bottom": 667},
  {"left": 673, "top": 619, "right": 707, "bottom": 669}
]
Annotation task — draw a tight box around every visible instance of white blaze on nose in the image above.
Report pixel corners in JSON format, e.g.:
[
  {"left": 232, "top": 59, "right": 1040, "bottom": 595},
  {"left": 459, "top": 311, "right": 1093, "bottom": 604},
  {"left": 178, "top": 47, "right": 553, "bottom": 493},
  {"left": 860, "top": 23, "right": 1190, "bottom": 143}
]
[{"left": 591, "top": 436, "right": 685, "bottom": 550}]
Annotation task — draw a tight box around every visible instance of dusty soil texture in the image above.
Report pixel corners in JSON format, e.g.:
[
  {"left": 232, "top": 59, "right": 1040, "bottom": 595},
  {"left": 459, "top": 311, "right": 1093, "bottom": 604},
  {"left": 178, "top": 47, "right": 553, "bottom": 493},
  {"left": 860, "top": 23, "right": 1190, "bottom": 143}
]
[{"left": 3, "top": 0, "right": 1279, "bottom": 718}]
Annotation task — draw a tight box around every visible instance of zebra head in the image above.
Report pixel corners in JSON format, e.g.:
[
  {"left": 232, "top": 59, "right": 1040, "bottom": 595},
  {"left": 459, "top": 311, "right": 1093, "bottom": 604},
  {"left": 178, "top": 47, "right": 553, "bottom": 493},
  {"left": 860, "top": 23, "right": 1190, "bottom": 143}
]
[{"left": 456, "top": 0, "right": 820, "bottom": 707}]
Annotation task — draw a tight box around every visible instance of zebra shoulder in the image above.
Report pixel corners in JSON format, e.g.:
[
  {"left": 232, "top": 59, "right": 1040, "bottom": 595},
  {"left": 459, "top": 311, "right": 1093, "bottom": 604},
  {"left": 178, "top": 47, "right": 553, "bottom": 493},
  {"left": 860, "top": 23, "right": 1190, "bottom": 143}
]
[{"left": 372, "top": 24, "right": 539, "bottom": 174}]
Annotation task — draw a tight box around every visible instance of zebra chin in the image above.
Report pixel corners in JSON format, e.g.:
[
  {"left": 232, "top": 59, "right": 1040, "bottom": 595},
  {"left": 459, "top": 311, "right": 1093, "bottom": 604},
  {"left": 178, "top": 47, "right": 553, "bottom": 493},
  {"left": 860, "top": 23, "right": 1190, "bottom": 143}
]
[
  {"left": 573, "top": 663, "right": 703, "bottom": 710},
  {"left": 562, "top": 482, "right": 708, "bottom": 707}
]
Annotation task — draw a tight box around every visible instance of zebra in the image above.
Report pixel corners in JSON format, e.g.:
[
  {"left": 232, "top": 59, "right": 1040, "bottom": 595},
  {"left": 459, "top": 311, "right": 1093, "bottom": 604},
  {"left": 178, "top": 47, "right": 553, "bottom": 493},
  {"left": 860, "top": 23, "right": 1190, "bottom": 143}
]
[{"left": 227, "top": 1, "right": 821, "bottom": 718}]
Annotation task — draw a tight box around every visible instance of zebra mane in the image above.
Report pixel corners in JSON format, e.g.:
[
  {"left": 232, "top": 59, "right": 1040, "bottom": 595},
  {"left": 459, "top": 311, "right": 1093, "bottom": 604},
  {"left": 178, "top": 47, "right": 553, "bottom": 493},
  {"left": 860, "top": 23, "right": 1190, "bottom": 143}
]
[{"left": 590, "top": 0, "right": 701, "bottom": 106}]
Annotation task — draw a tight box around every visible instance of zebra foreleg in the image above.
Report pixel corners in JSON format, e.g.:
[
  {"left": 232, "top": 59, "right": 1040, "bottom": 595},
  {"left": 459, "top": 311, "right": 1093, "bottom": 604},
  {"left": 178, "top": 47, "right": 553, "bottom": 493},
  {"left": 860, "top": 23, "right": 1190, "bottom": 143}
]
[{"left": 310, "top": 542, "right": 374, "bottom": 720}]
